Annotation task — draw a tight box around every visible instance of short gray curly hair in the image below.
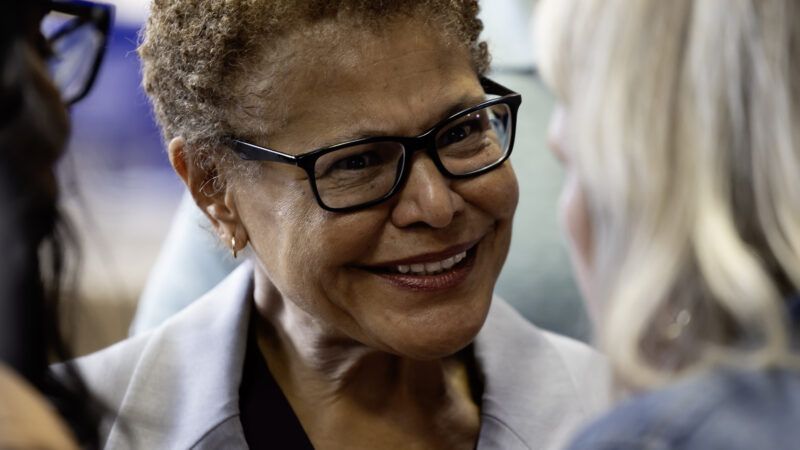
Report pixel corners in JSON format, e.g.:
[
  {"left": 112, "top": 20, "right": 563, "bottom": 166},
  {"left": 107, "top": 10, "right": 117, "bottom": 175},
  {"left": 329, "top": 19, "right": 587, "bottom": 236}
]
[{"left": 138, "top": 0, "right": 490, "bottom": 180}]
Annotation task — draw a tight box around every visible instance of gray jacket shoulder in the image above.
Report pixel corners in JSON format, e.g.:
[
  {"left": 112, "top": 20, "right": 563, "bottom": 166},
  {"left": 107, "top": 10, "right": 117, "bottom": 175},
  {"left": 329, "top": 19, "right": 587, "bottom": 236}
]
[
  {"left": 476, "top": 298, "right": 609, "bottom": 450},
  {"left": 59, "top": 263, "right": 255, "bottom": 449},
  {"left": 68, "top": 332, "right": 152, "bottom": 413}
]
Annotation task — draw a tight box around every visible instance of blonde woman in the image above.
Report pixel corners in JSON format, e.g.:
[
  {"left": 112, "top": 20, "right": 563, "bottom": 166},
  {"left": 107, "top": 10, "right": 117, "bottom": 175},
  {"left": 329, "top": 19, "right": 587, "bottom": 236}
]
[{"left": 536, "top": 0, "right": 800, "bottom": 448}]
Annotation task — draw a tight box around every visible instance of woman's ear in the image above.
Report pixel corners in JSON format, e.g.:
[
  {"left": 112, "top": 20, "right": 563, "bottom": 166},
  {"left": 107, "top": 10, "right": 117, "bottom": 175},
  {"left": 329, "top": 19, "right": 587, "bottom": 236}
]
[{"left": 168, "top": 137, "right": 244, "bottom": 245}]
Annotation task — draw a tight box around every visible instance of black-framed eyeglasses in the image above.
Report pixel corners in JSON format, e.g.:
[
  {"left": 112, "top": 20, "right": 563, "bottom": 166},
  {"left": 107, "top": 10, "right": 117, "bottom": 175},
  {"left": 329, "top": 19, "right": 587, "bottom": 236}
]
[
  {"left": 229, "top": 77, "right": 522, "bottom": 213},
  {"left": 41, "top": 0, "right": 113, "bottom": 105}
]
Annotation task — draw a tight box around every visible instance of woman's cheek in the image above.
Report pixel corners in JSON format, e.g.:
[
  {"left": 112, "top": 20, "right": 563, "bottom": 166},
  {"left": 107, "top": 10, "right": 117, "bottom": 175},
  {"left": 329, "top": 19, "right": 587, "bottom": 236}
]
[{"left": 497, "top": 164, "right": 520, "bottom": 218}]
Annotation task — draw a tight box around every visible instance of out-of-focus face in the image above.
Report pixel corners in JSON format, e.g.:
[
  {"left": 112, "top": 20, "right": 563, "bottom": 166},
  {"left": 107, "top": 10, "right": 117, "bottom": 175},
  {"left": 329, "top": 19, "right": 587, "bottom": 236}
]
[
  {"left": 230, "top": 19, "right": 519, "bottom": 360},
  {"left": 0, "top": 365, "right": 78, "bottom": 450},
  {"left": 547, "top": 105, "right": 596, "bottom": 317}
]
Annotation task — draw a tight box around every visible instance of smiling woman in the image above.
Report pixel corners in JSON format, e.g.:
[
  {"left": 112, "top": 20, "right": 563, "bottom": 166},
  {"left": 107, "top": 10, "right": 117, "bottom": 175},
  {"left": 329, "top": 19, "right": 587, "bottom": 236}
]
[{"left": 69, "top": 1, "right": 608, "bottom": 449}]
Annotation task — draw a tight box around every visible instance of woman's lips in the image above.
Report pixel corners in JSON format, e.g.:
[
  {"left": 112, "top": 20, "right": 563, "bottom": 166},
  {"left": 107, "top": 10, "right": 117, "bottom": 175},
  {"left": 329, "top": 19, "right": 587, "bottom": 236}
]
[
  {"left": 360, "top": 244, "right": 479, "bottom": 292},
  {"left": 366, "top": 240, "right": 479, "bottom": 267},
  {"left": 396, "top": 250, "right": 467, "bottom": 275}
]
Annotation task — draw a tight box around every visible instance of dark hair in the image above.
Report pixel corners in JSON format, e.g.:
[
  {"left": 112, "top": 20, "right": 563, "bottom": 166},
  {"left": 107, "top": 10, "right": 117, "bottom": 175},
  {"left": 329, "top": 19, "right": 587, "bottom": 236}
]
[{"left": 0, "top": 1, "right": 102, "bottom": 447}]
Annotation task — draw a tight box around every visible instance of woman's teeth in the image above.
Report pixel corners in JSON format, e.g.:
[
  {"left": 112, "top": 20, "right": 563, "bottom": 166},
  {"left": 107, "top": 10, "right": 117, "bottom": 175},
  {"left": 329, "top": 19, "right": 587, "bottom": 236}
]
[{"left": 395, "top": 251, "right": 467, "bottom": 275}]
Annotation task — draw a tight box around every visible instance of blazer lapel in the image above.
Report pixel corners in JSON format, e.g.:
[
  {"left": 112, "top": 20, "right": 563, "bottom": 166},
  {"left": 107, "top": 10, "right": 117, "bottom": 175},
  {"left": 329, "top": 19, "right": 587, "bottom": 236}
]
[{"left": 104, "top": 262, "right": 254, "bottom": 449}]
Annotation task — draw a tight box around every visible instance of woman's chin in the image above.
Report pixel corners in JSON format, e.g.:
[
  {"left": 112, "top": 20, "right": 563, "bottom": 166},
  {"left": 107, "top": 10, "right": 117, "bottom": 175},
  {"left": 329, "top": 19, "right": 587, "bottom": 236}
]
[{"left": 379, "top": 304, "right": 491, "bottom": 360}]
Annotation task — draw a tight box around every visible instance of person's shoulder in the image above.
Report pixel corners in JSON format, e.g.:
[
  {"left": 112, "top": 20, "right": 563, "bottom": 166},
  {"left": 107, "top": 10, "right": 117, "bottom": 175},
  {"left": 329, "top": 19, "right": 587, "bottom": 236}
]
[
  {"left": 539, "top": 328, "right": 609, "bottom": 407},
  {"left": 484, "top": 298, "right": 608, "bottom": 399},
  {"left": 540, "top": 328, "right": 604, "bottom": 372},
  {"left": 54, "top": 263, "right": 256, "bottom": 448},
  {"left": 59, "top": 262, "right": 256, "bottom": 411},
  {"left": 59, "top": 329, "right": 154, "bottom": 413},
  {"left": 567, "top": 368, "right": 800, "bottom": 450},
  {"left": 485, "top": 296, "right": 606, "bottom": 374},
  {"left": 475, "top": 297, "right": 610, "bottom": 449}
]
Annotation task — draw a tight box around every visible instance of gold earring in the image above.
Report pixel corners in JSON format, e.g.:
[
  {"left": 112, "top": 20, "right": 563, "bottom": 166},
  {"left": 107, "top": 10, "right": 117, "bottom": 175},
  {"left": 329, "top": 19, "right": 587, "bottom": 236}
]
[{"left": 231, "top": 236, "right": 238, "bottom": 259}]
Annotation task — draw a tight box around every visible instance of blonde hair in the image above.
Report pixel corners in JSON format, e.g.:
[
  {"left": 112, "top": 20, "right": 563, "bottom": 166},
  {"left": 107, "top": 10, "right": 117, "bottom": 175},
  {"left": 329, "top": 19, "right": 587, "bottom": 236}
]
[{"left": 537, "top": 0, "right": 800, "bottom": 389}]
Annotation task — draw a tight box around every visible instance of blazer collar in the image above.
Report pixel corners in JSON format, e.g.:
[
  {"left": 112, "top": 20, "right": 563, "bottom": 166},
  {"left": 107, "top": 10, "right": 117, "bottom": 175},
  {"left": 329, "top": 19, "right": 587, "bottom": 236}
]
[
  {"left": 105, "top": 262, "right": 254, "bottom": 449},
  {"left": 474, "top": 299, "right": 607, "bottom": 449},
  {"left": 105, "top": 263, "right": 604, "bottom": 449}
]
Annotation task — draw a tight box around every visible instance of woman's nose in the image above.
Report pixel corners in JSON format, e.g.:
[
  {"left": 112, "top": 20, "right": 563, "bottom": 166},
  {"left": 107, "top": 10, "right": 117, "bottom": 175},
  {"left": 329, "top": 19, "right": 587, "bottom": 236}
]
[{"left": 390, "top": 154, "right": 465, "bottom": 228}]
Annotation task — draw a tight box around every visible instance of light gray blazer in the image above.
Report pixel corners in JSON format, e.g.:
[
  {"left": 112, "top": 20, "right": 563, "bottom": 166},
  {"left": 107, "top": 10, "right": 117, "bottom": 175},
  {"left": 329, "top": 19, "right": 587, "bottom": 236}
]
[{"left": 73, "top": 262, "right": 609, "bottom": 449}]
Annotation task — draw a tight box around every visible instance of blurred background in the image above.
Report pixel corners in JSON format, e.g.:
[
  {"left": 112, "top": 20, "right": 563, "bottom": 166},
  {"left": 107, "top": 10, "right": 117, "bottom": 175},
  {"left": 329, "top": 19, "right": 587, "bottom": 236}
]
[{"left": 60, "top": 0, "right": 590, "bottom": 356}]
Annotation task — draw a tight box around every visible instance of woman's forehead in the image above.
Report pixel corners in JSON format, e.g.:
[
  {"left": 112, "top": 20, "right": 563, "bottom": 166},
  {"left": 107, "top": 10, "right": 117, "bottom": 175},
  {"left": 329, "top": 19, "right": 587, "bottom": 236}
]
[
  {"left": 233, "top": 20, "right": 482, "bottom": 151},
  {"left": 243, "top": 18, "right": 473, "bottom": 96}
]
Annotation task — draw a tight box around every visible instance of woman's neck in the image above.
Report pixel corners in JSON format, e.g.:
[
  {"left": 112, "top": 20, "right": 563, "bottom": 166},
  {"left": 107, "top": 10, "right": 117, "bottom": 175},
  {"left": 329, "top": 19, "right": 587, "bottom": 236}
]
[{"left": 252, "top": 272, "right": 480, "bottom": 450}]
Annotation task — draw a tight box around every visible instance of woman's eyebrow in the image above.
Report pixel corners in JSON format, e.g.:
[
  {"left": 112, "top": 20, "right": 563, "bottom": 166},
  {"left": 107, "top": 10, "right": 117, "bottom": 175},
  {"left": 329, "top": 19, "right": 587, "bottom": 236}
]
[{"left": 318, "top": 92, "right": 488, "bottom": 146}]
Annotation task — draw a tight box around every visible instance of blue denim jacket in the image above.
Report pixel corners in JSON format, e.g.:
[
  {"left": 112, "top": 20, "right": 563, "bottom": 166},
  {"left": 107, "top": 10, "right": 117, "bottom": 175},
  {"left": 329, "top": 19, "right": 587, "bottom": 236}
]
[
  {"left": 566, "top": 368, "right": 800, "bottom": 449},
  {"left": 568, "top": 296, "right": 800, "bottom": 450}
]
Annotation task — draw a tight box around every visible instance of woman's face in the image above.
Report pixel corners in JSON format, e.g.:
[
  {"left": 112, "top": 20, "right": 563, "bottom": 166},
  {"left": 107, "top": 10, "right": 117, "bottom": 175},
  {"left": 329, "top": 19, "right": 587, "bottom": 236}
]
[
  {"left": 229, "top": 20, "right": 518, "bottom": 360},
  {"left": 547, "top": 105, "right": 596, "bottom": 318}
]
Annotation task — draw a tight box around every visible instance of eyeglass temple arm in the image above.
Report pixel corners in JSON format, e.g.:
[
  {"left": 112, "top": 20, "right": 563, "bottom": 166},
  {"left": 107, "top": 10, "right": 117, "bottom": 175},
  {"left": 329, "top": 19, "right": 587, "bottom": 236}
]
[
  {"left": 230, "top": 140, "right": 302, "bottom": 165},
  {"left": 479, "top": 77, "right": 515, "bottom": 96}
]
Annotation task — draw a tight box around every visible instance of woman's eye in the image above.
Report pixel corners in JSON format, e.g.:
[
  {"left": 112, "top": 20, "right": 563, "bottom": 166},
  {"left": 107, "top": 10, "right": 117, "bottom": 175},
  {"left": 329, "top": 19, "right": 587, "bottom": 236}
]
[
  {"left": 333, "top": 152, "right": 381, "bottom": 171},
  {"left": 439, "top": 113, "right": 489, "bottom": 148},
  {"left": 442, "top": 124, "right": 473, "bottom": 146}
]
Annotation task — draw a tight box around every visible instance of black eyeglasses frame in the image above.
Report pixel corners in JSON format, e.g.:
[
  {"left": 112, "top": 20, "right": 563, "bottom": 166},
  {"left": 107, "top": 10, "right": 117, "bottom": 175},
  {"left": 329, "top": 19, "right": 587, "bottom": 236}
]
[
  {"left": 46, "top": 0, "right": 113, "bottom": 105},
  {"left": 229, "top": 76, "right": 522, "bottom": 213}
]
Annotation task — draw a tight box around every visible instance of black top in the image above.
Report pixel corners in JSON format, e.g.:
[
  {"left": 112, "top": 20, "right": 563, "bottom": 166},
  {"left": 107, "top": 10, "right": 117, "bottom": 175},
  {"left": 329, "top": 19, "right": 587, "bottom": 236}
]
[{"left": 238, "top": 325, "right": 314, "bottom": 450}]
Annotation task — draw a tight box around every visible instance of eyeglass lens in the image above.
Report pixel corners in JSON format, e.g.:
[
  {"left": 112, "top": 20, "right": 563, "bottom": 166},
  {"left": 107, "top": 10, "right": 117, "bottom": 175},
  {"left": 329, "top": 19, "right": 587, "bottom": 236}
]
[
  {"left": 313, "top": 102, "right": 513, "bottom": 209},
  {"left": 42, "top": 12, "right": 104, "bottom": 104}
]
